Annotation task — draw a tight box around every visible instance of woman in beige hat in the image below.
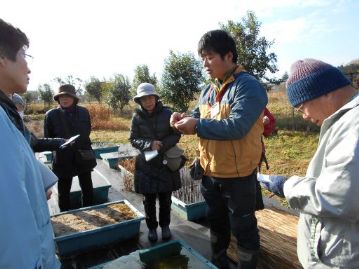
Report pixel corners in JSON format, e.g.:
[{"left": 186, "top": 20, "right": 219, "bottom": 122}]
[{"left": 130, "top": 82, "right": 183, "bottom": 242}]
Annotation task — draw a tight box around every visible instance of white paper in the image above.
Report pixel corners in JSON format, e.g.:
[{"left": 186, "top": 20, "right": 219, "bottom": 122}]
[
  {"left": 38, "top": 160, "right": 58, "bottom": 191},
  {"left": 60, "top": 134, "right": 80, "bottom": 148},
  {"left": 211, "top": 102, "right": 220, "bottom": 118},
  {"left": 144, "top": 150, "right": 158, "bottom": 161}
]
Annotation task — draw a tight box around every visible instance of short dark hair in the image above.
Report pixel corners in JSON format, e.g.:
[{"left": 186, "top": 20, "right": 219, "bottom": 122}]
[
  {"left": 0, "top": 19, "right": 29, "bottom": 61},
  {"left": 198, "top": 30, "right": 238, "bottom": 63}
]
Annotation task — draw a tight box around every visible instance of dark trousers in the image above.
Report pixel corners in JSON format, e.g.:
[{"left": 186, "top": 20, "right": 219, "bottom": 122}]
[
  {"left": 201, "top": 172, "right": 260, "bottom": 257},
  {"left": 143, "top": 192, "right": 172, "bottom": 229},
  {"left": 58, "top": 171, "right": 94, "bottom": 211}
]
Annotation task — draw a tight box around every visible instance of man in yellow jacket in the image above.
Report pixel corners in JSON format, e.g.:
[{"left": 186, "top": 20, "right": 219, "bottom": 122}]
[{"left": 171, "top": 30, "right": 267, "bottom": 269}]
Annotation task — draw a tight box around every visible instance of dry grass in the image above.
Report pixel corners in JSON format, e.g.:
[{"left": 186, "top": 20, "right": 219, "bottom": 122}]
[
  {"left": 268, "top": 90, "right": 319, "bottom": 132},
  {"left": 119, "top": 158, "right": 135, "bottom": 192},
  {"left": 119, "top": 158, "right": 135, "bottom": 174},
  {"left": 263, "top": 89, "right": 319, "bottom": 176},
  {"left": 26, "top": 118, "right": 44, "bottom": 137},
  {"left": 51, "top": 203, "right": 136, "bottom": 237},
  {"left": 87, "top": 104, "right": 130, "bottom": 131},
  {"left": 26, "top": 103, "right": 53, "bottom": 114},
  {"left": 90, "top": 130, "right": 129, "bottom": 144},
  {"left": 264, "top": 130, "right": 318, "bottom": 176},
  {"left": 26, "top": 103, "right": 132, "bottom": 132},
  {"left": 177, "top": 135, "right": 199, "bottom": 163},
  {"left": 123, "top": 174, "right": 134, "bottom": 192},
  {"left": 228, "top": 208, "right": 301, "bottom": 269}
]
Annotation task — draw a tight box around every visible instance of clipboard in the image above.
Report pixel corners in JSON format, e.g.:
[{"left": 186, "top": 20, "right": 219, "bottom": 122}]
[{"left": 60, "top": 134, "right": 80, "bottom": 149}]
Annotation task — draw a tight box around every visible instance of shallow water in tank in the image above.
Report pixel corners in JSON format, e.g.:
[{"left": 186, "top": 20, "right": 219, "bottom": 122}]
[
  {"left": 103, "top": 246, "right": 211, "bottom": 269},
  {"left": 143, "top": 248, "right": 209, "bottom": 269}
]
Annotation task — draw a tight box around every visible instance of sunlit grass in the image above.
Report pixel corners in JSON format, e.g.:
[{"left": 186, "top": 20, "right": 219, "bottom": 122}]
[
  {"left": 264, "top": 130, "right": 318, "bottom": 176},
  {"left": 91, "top": 130, "right": 130, "bottom": 144}
]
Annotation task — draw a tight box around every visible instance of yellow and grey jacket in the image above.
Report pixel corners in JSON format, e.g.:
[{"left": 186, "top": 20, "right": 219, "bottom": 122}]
[{"left": 192, "top": 67, "right": 268, "bottom": 178}]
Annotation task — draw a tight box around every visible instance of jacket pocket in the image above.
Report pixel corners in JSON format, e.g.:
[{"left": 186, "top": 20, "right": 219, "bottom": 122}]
[
  {"left": 309, "top": 217, "right": 322, "bottom": 262},
  {"left": 35, "top": 257, "right": 43, "bottom": 269},
  {"left": 318, "top": 221, "right": 353, "bottom": 267}
]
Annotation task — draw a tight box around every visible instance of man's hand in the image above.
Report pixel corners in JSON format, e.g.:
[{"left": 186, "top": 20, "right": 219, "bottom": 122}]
[
  {"left": 170, "top": 112, "right": 187, "bottom": 128},
  {"left": 257, "top": 174, "right": 286, "bottom": 198},
  {"left": 151, "top": 140, "right": 163, "bottom": 151},
  {"left": 175, "top": 117, "right": 198, "bottom": 135}
]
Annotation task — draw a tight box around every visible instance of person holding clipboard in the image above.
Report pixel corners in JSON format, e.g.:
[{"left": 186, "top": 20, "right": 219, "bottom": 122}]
[{"left": 45, "top": 84, "right": 96, "bottom": 211}]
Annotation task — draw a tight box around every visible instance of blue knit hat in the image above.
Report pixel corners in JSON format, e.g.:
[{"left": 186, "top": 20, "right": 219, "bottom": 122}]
[{"left": 286, "top": 59, "right": 351, "bottom": 107}]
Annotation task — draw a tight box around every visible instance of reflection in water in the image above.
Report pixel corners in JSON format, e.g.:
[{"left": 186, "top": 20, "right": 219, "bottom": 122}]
[
  {"left": 141, "top": 247, "right": 211, "bottom": 269},
  {"left": 102, "top": 244, "right": 212, "bottom": 269},
  {"left": 143, "top": 253, "right": 189, "bottom": 269}
]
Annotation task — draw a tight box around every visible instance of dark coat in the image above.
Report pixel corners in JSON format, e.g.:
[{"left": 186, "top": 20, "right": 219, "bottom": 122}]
[
  {"left": 129, "top": 102, "right": 181, "bottom": 194},
  {"left": 0, "top": 91, "right": 64, "bottom": 152},
  {"left": 44, "top": 105, "right": 96, "bottom": 178}
]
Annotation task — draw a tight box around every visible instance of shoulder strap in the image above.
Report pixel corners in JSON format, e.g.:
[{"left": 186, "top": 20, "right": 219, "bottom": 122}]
[{"left": 258, "top": 137, "right": 269, "bottom": 171}]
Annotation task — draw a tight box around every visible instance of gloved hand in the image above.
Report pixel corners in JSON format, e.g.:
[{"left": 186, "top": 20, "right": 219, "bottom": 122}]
[{"left": 257, "top": 173, "right": 286, "bottom": 198}]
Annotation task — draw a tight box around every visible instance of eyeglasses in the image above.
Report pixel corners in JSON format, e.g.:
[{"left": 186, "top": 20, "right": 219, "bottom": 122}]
[
  {"left": 295, "top": 104, "right": 304, "bottom": 114},
  {"left": 24, "top": 53, "right": 33, "bottom": 60},
  {"left": 24, "top": 53, "right": 34, "bottom": 64},
  {"left": 19, "top": 49, "right": 33, "bottom": 63}
]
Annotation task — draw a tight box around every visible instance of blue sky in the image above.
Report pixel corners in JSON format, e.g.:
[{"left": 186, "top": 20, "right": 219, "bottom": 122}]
[{"left": 2, "top": 0, "right": 358, "bottom": 90}]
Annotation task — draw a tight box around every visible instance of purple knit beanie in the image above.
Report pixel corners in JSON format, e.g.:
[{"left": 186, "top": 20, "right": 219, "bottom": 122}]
[{"left": 286, "top": 59, "right": 351, "bottom": 107}]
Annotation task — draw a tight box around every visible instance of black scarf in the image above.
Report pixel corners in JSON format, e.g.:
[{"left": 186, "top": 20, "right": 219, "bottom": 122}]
[{"left": 0, "top": 90, "right": 25, "bottom": 134}]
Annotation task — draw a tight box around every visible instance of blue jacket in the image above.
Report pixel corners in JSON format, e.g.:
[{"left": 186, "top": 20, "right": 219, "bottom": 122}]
[
  {"left": 193, "top": 67, "right": 268, "bottom": 178},
  {"left": 0, "top": 107, "right": 60, "bottom": 269}
]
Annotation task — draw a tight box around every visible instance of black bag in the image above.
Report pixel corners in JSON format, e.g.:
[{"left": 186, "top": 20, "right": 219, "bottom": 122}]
[
  {"left": 78, "top": 149, "right": 96, "bottom": 160},
  {"left": 75, "top": 149, "right": 96, "bottom": 166},
  {"left": 163, "top": 145, "right": 187, "bottom": 172}
]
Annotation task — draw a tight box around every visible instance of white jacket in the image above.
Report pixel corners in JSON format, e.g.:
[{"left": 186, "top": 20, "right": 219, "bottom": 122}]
[
  {"left": 284, "top": 93, "right": 359, "bottom": 269},
  {"left": 0, "top": 107, "right": 60, "bottom": 269}
]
